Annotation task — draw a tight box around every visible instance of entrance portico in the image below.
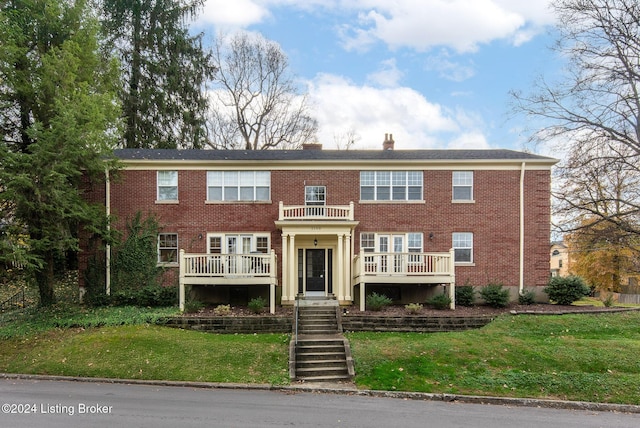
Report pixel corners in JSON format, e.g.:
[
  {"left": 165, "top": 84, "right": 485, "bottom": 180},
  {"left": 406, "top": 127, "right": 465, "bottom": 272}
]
[{"left": 276, "top": 202, "right": 358, "bottom": 305}]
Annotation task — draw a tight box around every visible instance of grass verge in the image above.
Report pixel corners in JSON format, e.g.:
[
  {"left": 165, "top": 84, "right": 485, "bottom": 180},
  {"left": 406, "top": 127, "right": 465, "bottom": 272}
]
[{"left": 347, "top": 311, "right": 640, "bottom": 405}]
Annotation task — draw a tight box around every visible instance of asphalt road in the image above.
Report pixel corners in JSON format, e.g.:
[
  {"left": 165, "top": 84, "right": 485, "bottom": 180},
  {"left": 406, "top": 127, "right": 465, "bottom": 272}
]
[{"left": 0, "top": 378, "right": 639, "bottom": 428}]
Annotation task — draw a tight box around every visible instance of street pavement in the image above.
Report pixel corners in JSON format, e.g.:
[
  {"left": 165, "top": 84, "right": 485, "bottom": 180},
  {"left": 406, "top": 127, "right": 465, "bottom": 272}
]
[{"left": 1, "top": 377, "right": 639, "bottom": 427}]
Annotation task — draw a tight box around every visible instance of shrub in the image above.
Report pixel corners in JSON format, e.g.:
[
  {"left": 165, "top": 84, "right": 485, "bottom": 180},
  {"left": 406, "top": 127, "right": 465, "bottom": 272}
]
[
  {"left": 213, "top": 304, "right": 231, "bottom": 315},
  {"left": 545, "top": 275, "right": 590, "bottom": 305},
  {"left": 405, "top": 303, "right": 423, "bottom": 314},
  {"left": 455, "top": 285, "right": 476, "bottom": 307},
  {"left": 91, "top": 285, "right": 177, "bottom": 308},
  {"left": 602, "top": 293, "right": 616, "bottom": 307},
  {"left": 518, "top": 289, "right": 536, "bottom": 305},
  {"left": 184, "top": 299, "right": 204, "bottom": 314},
  {"left": 366, "top": 292, "right": 392, "bottom": 311},
  {"left": 248, "top": 297, "right": 267, "bottom": 314},
  {"left": 479, "top": 283, "right": 510, "bottom": 308},
  {"left": 427, "top": 294, "right": 452, "bottom": 310}
]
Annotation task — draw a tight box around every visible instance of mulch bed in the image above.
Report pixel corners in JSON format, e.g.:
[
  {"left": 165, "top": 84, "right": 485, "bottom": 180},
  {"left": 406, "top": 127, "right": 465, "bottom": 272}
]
[{"left": 182, "top": 303, "right": 636, "bottom": 318}]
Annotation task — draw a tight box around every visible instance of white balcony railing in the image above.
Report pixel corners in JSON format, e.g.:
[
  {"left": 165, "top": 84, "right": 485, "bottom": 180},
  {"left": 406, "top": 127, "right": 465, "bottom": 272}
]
[
  {"left": 180, "top": 250, "right": 277, "bottom": 279},
  {"left": 179, "top": 250, "right": 278, "bottom": 314},
  {"left": 353, "top": 250, "right": 455, "bottom": 278},
  {"left": 278, "top": 201, "right": 354, "bottom": 221}
]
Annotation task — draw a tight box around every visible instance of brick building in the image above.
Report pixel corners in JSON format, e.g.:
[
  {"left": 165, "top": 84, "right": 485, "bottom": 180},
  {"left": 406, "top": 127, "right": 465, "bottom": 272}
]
[{"left": 81, "top": 137, "right": 557, "bottom": 312}]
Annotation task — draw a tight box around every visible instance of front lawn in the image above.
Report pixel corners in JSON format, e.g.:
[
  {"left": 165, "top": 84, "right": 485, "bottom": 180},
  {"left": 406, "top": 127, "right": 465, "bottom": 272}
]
[
  {"left": 0, "top": 305, "right": 289, "bottom": 385},
  {"left": 347, "top": 311, "right": 640, "bottom": 404}
]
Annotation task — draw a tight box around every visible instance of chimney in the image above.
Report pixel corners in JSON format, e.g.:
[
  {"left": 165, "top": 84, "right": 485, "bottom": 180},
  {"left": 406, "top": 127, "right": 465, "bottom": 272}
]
[
  {"left": 302, "top": 143, "right": 323, "bottom": 150},
  {"left": 383, "top": 133, "right": 394, "bottom": 150}
]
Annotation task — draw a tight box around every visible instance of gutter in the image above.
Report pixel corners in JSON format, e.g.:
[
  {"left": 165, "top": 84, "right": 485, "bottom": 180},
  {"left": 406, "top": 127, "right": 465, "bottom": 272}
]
[{"left": 519, "top": 162, "right": 525, "bottom": 295}]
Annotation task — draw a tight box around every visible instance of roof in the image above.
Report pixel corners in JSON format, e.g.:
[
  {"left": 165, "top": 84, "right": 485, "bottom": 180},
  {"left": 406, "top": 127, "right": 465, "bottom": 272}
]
[{"left": 114, "top": 148, "right": 557, "bottom": 163}]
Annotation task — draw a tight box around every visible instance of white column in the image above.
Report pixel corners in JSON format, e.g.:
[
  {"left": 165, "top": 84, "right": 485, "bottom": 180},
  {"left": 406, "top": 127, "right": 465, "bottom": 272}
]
[
  {"left": 344, "top": 233, "right": 352, "bottom": 301},
  {"left": 360, "top": 282, "right": 366, "bottom": 312},
  {"left": 288, "top": 233, "right": 296, "bottom": 300},
  {"left": 337, "top": 234, "right": 344, "bottom": 301},
  {"left": 179, "top": 249, "right": 185, "bottom": 311},
  {"left": 281, "top": 234, "right": 288, "bottom": 303}
]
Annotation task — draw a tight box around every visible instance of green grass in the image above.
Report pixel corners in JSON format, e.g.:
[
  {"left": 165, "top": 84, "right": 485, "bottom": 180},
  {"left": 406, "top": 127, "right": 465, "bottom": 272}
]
[
  {"left": 347, "top": 311, "right": 640, "bottom": 405},
  {"left": 0, "top": 305, "right": 289, "bottom": 385}
]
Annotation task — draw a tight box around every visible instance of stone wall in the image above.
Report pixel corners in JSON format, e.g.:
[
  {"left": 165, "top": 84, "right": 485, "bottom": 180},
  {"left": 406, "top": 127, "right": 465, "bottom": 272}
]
[
  {"left": 341, "top": 315, "right": 495, "bottom": 332},
  {"left": 161, "top": 316, "right": 292, "bottom": 333}
]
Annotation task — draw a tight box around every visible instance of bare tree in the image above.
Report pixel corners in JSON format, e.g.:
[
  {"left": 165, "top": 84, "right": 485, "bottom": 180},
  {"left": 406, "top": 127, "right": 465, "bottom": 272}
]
[
  {"left": 511, "top": 0, "right": 640, "bottom": 235},
  {"left": 333, "top": 127, "right": 361, "bottom": 150},
  {"left": 207, "top": 32, "right": 318, "bottom": 150}
]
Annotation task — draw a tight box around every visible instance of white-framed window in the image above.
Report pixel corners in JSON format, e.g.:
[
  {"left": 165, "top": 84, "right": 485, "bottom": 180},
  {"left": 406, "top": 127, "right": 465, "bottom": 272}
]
[
  {"left": 360, "top": 171, "right": 422, "bottom": 201},
  {"left": 207, "top": 171, "right": 270, "bottom": 202},
  {"left": 158, "top": 233, "right": 178, "bottom": 263},
  {"left": 452, "top": 171, "right": 473, "bottom": 201},
  {"left": 305, "top": 186, "right": 326, "bottom": 206},
  {"left": 453, "top": 232, "right": 473, "bottom": 263},
  {"left": 157, "top": 171, "right": 178, "bottom": 201},
  {"left": 359, "top": 232, "right": 423, "bottom": 253},
  {"left": 207, "top": 233, "right": 270, "bottom": 254}
]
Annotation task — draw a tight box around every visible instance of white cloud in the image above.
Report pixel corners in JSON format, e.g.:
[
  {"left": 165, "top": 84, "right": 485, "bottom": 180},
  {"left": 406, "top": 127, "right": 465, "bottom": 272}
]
[
  {"left": 197, "top": 1, "right": 555, "bottom": 52},
  {"left": 197, "top": 0, "right": 271, "bottom": 27},
  {"left": 425, "top": 50, "right": 476, "bottom": 82},
  {"left": 366, "top": 58, "right": 403, "bottom": 87},
  {"left": 308, "top": 73, "right": 489, "bottom": 149}
]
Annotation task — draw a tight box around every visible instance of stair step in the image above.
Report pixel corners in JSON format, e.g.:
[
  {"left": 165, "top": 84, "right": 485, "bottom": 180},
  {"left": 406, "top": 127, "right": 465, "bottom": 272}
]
[
  {"left": 295, "top": 366, "right": 349, "bottom": 377},
  {"left": 296, "top": 359, "right": 347, "bottom": 368},
  {"left": 295, "top": 351, "right": 346, "bottom": 360},
  {"left": 295, "top": 374, "right": 352, "bottom": 382}
]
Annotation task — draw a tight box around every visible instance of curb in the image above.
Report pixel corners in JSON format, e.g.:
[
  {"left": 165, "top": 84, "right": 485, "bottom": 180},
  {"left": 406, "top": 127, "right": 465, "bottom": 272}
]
[{"left": 2, "top": 373, "right": 639, "bottom": 414}]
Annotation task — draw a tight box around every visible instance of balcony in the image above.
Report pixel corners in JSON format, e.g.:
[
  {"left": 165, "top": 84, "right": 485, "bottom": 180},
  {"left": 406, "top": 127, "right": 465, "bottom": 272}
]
[
  {"left": 278, "top": 201, "right": 354, "bottom": 221},
  {"left": 178, "top": 249, "right": 278, "bottom": 313},
  {"left": 352, "top": 250, "right": 456, "bottom": 310}
]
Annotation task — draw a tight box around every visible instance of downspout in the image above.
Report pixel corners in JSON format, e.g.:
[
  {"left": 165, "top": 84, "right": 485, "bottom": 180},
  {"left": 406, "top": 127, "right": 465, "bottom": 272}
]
[
  {"left": 105, "top": 169, "right": 111, "bottom": 296},
  {"left": 519, "top": 162, "right": 525, "bottom": 295}
]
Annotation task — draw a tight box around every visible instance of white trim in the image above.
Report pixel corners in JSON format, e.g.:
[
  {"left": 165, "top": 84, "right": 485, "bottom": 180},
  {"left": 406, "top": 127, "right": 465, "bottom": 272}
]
[{"left": 519, "top": 162, "right": 525, "bottom": 294}]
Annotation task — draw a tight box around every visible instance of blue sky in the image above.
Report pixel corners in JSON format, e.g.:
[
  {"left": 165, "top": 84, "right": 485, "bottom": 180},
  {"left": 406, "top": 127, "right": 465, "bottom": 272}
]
[{"left": 193, "top": 0, "right": 562, "bottom": 154}]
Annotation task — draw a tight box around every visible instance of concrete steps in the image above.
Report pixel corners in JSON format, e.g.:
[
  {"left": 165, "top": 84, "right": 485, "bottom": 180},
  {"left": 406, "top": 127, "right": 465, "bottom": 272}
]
[{"left": 290, "top": 301, "right": 354, "bottom": 382}]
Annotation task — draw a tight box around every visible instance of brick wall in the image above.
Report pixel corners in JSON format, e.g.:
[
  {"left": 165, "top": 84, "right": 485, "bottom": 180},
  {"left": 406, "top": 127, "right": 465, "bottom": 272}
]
[{"left": 80, "top": 166, "right": 551, "bottom": 292}]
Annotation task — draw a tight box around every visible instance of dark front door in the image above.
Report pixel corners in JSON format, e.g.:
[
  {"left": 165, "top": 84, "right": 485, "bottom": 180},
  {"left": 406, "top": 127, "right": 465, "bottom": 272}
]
[{"left": 305, "top": 249, "right": 325, "bottom": 292}]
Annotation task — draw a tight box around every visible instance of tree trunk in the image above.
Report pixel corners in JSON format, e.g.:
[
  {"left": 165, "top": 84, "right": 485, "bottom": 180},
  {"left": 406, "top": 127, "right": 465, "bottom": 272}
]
[{"left": 35, "top": 251, "right": 56, "bottom": 307}]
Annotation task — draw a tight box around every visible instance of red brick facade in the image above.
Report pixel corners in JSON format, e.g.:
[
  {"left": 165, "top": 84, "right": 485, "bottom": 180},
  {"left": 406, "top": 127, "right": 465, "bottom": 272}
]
[{"left": 80, "top": 151, "right": 554, "bottom": 306}]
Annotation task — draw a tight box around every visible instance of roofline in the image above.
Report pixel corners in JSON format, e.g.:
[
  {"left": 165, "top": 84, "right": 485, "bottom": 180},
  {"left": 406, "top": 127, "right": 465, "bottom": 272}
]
[{"left": 111, "top": 149, "right": 558, "bottom": 170}]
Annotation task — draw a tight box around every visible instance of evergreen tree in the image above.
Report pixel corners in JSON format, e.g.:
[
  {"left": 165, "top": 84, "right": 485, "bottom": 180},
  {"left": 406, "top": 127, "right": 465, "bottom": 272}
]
[
  {"left": 0, "top": 0, "right": 121, "bottom": 305},
  {"left": 100, "top": 0, "right": 215, "bottom": 149}
]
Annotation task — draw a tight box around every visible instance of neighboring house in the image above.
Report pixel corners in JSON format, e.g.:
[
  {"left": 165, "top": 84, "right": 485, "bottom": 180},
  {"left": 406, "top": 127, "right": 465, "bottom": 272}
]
[
  {"left": 550, "top": 241, "right": 570, "bottom": 277},
  {"left": 79, "top": 136, "right": 557, "bottom": 313}
]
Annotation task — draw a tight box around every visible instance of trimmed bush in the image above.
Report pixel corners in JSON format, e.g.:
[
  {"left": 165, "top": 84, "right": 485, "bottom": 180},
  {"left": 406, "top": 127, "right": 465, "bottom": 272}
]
[
  {"left": 248, "top": 297, "right": 267, "bottom": 314},
  {"left": 479, "top": 283, "right": 510, "bottom": 308},
  {"left": 366, "top": 292, "right": 392, "bottom": 311},
  {"left": 545, "top": 275, "right": 590, "bottom": 305},
  {"left": 455, "top": 285, "right": 476, "bottom": 307},
  {"left": 427, "top": 294, "right": 452, "bottom": 310},
  {"left": 518, "top": 289, "right": 536, "bottom": 305},
  {"left": 213, "top": 304, "right": 231, "bottom": 315},
  {"left": 405, "top": 303, "right": 423, "bottom": 314}
]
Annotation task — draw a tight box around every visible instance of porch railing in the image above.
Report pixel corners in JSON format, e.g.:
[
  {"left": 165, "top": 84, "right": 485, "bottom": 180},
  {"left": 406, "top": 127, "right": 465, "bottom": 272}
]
[
  {"left": 353, "top": 249, "right": 455, "bottom": 278},
  {"left": 279, "top": 201, "right": 354, "bottom": 221},
  {"left": 181, "top": 251, "right": 277, "bottom": 278}
]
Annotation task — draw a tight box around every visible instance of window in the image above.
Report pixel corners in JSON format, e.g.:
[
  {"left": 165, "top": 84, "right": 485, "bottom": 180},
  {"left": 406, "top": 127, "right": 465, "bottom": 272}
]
[
  {"left": 207, "top": 171, "right": 270, "bottom": 201},
  {"left": 453, "top": 232, "right": 473, "bottom": 263},
  {"left": 157, "top": 171, "right": 178, "bottom": 201},
  {"left": 360, "top": 233, "right": 375, "bottom": 253},
  {"left": 207, "top": 233, "right": 270, "bottom": 254},
  {"left": 360, "top": 171, "right": 422, "bottom": 201},
  {"left": 407, "top": 233, "right": 423, "bottom": 253},
  {"left": 305, "top": 186, "right": 326, "bottom": 206},
  {"left": 360, "top": 232, "right": 423, "bottom": 253},
  {"left": 452, "top": 171, "right": 473, "bottom": 201},
  {"left": 158, "top": 233, "right": 178, "bottom": 263}
]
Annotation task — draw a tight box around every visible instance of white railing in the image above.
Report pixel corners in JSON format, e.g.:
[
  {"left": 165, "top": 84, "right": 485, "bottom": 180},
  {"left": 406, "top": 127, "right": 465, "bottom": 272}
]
[
  {"left": 279, "top": 201, "right": 354, "bottom": 221},
  {"left": 353, "top": 250, "right": 455, "bottom": 278},
  {"left": 181, "top": 250, "right": 277, "bottom": 278}
]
